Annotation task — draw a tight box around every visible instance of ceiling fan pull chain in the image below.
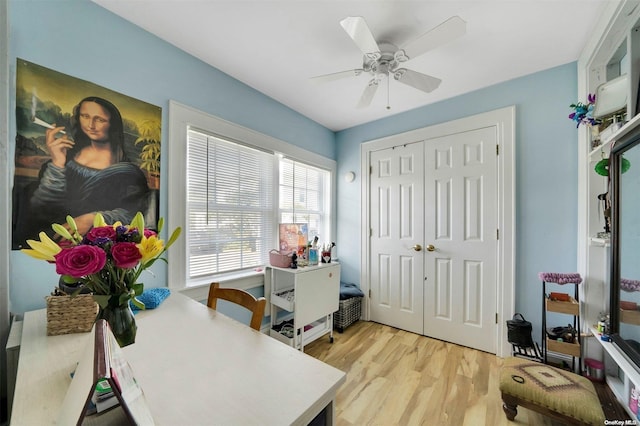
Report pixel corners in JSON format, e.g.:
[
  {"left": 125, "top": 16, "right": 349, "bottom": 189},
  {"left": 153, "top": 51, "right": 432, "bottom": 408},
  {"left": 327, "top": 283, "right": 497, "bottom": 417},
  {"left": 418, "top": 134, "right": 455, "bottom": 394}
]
[{"left": 386, "top": 75, "right": 391, "bottom": 110}]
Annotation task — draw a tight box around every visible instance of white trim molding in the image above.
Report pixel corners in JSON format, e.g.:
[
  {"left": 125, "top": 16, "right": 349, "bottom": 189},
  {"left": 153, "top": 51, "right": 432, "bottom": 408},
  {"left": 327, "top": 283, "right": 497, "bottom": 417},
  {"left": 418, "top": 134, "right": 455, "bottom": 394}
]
[{"left": 167, "top": 100, "right": 337, "bottom": 289}]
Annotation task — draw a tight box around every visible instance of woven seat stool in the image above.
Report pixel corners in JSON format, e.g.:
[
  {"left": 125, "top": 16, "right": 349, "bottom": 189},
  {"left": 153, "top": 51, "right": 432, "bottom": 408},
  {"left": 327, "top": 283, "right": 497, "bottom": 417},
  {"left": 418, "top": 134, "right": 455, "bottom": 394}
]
[{"left": 500, "top": 357, "right": 605, "bottom": 425}]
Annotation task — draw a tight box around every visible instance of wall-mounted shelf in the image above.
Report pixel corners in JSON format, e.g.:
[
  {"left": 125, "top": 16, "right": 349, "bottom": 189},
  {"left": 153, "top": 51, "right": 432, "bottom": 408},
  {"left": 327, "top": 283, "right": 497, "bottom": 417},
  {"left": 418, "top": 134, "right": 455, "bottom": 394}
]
[{"left": 589, "top": 139, "right": 613, "bottom": 162}]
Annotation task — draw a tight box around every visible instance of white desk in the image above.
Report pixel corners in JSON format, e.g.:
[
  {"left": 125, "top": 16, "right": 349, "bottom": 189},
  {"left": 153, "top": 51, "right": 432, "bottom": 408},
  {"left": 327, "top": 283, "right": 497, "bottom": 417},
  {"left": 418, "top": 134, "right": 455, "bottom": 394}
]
[{"left": 11, "top": 293, "right": 346, "bottom": 425}]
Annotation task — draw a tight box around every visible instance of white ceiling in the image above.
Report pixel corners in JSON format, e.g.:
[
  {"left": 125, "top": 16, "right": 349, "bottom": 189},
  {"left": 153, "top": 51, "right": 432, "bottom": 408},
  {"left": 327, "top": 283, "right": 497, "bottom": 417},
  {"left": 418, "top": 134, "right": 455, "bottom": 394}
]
[{"left": 92, "top": 0, "right": 613, "bottom": 132}]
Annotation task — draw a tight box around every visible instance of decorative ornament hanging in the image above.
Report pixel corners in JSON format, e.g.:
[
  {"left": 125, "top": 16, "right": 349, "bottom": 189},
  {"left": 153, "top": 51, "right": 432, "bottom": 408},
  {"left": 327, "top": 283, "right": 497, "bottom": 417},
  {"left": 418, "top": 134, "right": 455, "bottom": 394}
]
[{"left": 594, "top": 156, "right": 631, "bottom": 176}]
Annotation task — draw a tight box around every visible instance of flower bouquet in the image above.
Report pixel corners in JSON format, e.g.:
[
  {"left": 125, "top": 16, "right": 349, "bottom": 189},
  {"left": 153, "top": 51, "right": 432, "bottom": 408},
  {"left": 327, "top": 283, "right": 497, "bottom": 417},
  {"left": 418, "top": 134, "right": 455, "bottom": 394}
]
[
  {"left": 569, "top": 93, "right": 601, "bottom": 128},
  {"left": 22, "top": 212, "right": 181, "bottom": 346}
]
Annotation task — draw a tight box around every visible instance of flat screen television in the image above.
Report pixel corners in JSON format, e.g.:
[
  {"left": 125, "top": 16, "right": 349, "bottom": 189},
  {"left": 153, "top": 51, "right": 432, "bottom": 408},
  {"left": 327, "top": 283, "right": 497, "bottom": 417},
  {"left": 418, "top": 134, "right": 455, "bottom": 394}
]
[{"left": 609, "top": 116, "right": 640, "bottom": 369}]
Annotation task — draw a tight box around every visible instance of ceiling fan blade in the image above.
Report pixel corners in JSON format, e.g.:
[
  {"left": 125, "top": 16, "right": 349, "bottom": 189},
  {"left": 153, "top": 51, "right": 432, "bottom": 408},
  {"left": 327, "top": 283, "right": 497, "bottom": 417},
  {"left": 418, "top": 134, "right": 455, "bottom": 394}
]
[
  {"left": 393, "top": 69, "right": 441, "bottom": 93},
  {"left": 310, "top": 69, "right": 364, "bottom": 84},
  {"left": 357, "top": 79, "right": 380, "bottom": 108},
  {"left": 340, "top": 16, "right": 381, "bottom": 60},
  {"left": 399, "top": 16, "right": 466, "bottom": 61}
]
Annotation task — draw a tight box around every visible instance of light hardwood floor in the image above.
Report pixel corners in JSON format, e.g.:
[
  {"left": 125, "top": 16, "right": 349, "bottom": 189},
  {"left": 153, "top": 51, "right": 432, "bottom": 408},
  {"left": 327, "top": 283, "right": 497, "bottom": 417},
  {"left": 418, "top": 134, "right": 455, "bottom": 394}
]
[{"left": 304, "top": 320, "right": 568, "bottom": 426}]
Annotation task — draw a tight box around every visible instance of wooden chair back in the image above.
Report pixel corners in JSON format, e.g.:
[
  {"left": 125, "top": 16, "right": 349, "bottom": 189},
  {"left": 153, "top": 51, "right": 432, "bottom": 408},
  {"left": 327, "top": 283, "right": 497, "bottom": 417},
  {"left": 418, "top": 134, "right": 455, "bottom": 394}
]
[{"left": 207, "top": 282, "right": 267, "bottom": 331}]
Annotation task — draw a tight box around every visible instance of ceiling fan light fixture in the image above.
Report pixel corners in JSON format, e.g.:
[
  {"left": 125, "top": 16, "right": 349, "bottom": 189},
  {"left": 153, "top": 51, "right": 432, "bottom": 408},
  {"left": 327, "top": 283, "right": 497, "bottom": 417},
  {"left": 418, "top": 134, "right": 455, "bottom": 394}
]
[
  {"left": 394, "top": 50, "right": 409, "bottom": 63},
  {"left": 312, "top": 15, "right": 466, "bottom": 108},
  {"left": 365, "top": 52, "right": 382, "bottom": 61},
  {"left": 393, "top": 69, "right": 406, "bottom": 81}
]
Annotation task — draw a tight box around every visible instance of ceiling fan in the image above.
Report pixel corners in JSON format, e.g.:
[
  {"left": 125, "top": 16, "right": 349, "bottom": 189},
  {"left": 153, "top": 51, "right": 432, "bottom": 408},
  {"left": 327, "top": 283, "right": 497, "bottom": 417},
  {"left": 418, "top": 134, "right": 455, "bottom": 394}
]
[{"left": 311, "top": 16, "right": 466, "bottom": 109}]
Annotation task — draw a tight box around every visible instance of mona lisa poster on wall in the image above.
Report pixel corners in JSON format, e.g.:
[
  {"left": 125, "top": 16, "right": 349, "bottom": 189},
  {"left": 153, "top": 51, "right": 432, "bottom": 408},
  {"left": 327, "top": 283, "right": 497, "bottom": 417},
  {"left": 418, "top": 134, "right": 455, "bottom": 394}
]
[{"left": 12, "top": 59, "right": 162, "bottom": 250}]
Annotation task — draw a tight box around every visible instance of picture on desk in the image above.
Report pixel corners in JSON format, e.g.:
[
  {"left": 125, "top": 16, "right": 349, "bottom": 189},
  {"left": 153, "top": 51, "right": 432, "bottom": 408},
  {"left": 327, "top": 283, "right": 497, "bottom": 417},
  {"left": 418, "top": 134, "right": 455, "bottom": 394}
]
[{"left": 279, "top": 223, "right": 308, "bottom": 256}]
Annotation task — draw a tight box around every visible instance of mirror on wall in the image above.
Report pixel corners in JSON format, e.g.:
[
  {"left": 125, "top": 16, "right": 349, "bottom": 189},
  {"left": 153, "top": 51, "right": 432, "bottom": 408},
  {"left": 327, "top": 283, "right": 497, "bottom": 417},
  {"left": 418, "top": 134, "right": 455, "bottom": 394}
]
[{"left": 611, "top": 125, "right": 640, "bottom": 365}]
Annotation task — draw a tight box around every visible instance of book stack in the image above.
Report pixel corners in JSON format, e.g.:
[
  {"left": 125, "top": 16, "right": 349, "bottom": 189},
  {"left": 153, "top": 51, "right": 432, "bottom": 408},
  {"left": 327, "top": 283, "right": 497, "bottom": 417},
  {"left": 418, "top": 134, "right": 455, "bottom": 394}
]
[{"left": 87, "top": 379, "right": 120, "bottom": 415}]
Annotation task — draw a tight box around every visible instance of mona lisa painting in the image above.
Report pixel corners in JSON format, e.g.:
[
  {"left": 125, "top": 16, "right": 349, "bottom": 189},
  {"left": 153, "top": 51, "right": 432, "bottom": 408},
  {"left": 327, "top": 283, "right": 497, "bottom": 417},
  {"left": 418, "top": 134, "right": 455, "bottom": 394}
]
[{"left": 12, "top": 59, "right": 162, "bottom": 249}]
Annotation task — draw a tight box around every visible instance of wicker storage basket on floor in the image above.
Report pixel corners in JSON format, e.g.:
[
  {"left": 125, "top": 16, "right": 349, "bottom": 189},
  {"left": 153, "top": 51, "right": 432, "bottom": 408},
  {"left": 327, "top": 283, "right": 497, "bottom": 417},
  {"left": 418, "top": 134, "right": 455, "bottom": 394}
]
[
  {"left": 334, "top": 296, "right": 362, "bottom": 333},
  {"left": 46, "top": 294, "right": 98, "bottom": 336}
]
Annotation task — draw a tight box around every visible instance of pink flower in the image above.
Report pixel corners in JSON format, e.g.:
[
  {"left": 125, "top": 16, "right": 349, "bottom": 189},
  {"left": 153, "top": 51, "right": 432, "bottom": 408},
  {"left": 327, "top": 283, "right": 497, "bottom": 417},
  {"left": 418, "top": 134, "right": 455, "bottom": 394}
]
[
  {"left": 55, "top": 245, "right": 106, "bottom": 278},
  {"left": 86, "top": 226, "right": 117, "bottom": 243},
  {"left": 111, "top": 242, "right": 142, "bottom": 269},
  {"left": 143, "top": 228, "right": 157, "bottom": 238}
]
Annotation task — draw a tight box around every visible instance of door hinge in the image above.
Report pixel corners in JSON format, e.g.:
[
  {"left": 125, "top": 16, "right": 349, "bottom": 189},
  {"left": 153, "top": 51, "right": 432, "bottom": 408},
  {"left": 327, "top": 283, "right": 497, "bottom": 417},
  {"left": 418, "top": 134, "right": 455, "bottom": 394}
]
[
  {"left": 495, "top": 313, "right": 498, "bottom": 324},
  {"left": 496, "top": 229, "right": 499, "bottom": 240},
  {"left": 370, "top": 166, "right": 373, "bottom": 175},
  {"left": 370, "top": 228, "right": 373, "bottom": 237},
  {"left": 496, "top": 144, "right": 499, "bottom": 155},
  {"left": 369, "top": 289, "right": 372, "bottom": 298}
]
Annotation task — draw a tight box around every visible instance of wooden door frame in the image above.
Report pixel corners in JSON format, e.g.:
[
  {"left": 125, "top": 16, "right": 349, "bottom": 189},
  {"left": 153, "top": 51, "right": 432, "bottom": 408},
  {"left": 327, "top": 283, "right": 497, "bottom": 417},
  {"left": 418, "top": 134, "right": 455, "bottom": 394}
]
[{"left": 360, "top": 106, "right": 516, "bottom": 357}]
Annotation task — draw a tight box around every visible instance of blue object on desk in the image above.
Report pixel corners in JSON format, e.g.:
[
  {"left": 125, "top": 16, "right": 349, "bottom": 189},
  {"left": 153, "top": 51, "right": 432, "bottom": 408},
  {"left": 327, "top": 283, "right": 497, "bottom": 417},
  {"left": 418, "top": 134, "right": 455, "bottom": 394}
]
[{"left": 130, "top": 288, "right": 171, "bottom": 313}]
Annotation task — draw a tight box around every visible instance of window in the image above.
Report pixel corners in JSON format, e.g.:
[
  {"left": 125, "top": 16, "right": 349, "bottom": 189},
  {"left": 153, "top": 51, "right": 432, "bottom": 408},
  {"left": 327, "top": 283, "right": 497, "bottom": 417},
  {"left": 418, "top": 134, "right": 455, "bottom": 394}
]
[
  {"left": 168, "top": 101, "right": 336, "bottom": 289},
  {"left": 279, "top": 158, "right": 330, "bottom": 242},
  {"left": 187, "top": 130, "right": 274, "bottom": 278}
]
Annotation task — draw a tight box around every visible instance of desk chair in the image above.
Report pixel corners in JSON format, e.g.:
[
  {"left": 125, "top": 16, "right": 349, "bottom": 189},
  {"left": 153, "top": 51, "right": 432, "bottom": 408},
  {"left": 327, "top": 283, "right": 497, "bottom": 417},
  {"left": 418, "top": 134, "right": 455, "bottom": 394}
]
[{"left": 207, "top": 283, "right": 267, "bottom": 331}]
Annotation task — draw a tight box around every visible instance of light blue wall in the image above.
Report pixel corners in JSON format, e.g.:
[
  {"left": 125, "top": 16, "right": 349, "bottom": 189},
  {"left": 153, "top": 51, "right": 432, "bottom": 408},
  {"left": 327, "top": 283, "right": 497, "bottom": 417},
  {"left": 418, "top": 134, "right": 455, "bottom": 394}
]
[
  {"left": 7, "top": 1, "right": 580, "bottom": 341},
  {"left": 335, "top": 63, "right": 579, "bottom": 339},
  {"left": 7, "top": 0, "right": 334, "bottom": 313}
]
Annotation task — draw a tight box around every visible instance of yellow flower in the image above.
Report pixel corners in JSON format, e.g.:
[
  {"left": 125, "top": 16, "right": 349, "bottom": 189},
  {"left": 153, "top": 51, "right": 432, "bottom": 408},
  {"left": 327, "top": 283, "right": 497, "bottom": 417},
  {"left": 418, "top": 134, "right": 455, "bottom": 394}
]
[
  {"left": 137, "top": 235, "right": 164, "bottom": 264},
  {"left": 21, "top": 232, "right": 62, "bottom": 261}
]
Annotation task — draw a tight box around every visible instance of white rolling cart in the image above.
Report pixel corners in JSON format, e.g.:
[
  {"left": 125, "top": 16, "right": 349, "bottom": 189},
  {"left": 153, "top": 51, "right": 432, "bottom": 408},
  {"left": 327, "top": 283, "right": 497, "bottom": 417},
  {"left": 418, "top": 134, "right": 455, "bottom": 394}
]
[{"left": 268, "top": 262, "right": 340, "bottom": 352}]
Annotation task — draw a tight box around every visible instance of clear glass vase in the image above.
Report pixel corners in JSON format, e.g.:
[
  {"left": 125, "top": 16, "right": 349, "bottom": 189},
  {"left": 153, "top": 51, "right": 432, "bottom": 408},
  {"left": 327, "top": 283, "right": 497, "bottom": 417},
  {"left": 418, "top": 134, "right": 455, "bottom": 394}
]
[{"left": 98, "top": 302, "right": 137, "bottom": 347}]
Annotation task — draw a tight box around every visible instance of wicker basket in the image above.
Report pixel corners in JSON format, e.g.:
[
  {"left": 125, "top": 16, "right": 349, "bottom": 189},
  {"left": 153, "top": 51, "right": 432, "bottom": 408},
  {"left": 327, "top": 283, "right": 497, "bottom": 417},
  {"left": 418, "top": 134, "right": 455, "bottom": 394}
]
[
  {"left": 334, "top": 296, "right": 362, "bottom": 333},
  {"left": 46, "top": 294, "right": 99, "bottom": 336},
  {"left": 269, "top": 249, "right": 292, "bottom": 268}
]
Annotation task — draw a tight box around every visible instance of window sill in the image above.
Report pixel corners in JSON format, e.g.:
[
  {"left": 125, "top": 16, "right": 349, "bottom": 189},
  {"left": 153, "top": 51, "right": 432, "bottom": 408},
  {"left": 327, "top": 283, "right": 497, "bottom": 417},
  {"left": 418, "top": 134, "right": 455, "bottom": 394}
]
[{"left": 177, "top": 268, "right": 266, "bottom": 302}]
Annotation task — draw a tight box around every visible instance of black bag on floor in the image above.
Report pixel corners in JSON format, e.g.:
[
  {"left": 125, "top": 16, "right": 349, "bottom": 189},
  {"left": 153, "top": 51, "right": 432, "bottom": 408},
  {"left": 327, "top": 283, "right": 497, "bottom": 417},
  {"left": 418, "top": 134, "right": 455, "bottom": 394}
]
[{"left": 507, "top": 313, "right": 534, "bottom": 347}]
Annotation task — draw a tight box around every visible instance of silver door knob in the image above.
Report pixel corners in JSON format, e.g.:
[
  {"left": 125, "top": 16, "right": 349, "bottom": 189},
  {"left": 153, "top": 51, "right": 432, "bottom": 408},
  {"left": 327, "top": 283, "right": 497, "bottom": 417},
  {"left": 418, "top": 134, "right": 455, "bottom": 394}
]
[
  {"left": 426, "top": 244, "right": 436, "bottom": 252},
  {"left": 412, "top": 244, "right": 422, "bottom": 252}
]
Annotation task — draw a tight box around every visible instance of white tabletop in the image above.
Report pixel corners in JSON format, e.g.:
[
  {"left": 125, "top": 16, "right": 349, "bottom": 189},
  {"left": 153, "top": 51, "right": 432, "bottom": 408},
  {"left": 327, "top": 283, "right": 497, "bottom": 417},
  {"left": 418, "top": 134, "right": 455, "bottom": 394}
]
[{"left": 11, "top": 292, "right": 346, "bottom": 425}]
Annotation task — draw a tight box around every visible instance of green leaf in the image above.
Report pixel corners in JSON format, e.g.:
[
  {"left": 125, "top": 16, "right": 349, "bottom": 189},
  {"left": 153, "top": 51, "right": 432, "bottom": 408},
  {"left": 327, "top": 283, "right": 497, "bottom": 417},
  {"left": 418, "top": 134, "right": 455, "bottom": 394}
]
[
  {"left": 157, "top": 217, "right": 164, "bottom": 233},
  {"left": 93, "top": 295, "right": 111, "bottom": 309},
  {"left": 144, "top": 258, "right": 159, "bottom": 268},
  {"left": 132, "top": 283, "right": 144, "bottom": 296},
  {"left": 118, "top": 292, "right": 131, "bottom": 306},
  {"left": 61, "top": 275, "right": 77, "bottom": 284},
  {"left": 70, "top": 286, "right": 84, "bottom": 297},
  {"left": 131, "top": 297, "right": 146, "bottom": 310}
]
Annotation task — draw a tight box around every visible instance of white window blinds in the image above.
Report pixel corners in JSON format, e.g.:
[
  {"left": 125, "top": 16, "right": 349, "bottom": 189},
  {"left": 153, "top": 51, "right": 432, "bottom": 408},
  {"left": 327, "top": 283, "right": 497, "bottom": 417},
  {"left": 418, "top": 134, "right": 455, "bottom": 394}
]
[
  {"left": 187, "top": 129, "right": 274, "bottom": 277},
  {"left": 279, "top": 158, "right": 329, "bottom": 241}
]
